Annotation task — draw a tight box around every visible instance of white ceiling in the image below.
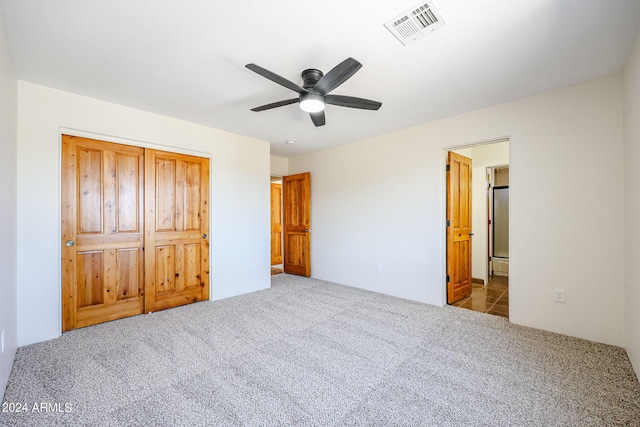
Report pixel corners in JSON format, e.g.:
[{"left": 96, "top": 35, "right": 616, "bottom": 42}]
[{"left": 1, "top": 0, "right": 639, "bottom": 157}]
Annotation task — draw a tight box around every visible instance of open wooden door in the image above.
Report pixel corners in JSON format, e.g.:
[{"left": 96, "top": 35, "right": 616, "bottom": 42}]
[
  {"left": 447, "top": 152, "right": 472, "bottom": 304},
  {"left": 144, "top": 149, "right": 209, "bottom": 312},
  {"left": 62, "top": 135, "right": 145, "bottom": 331},
  {"left": 271, "top": 182, "right": 282, "bottom": 265},
  {"left": 283, "top": 172, "right": 311, "bottom": 276}
]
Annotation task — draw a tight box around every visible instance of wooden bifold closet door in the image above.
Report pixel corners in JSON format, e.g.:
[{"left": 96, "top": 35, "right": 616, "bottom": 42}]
[
  {"left": 61, "top": 135, "right": 209, "bottom": 331},
  {"left": 144, "top": 149, "right": 209, "bottom": 313},
  {"left": 61, "top": 136, "right": 145, "bottom": 330}
]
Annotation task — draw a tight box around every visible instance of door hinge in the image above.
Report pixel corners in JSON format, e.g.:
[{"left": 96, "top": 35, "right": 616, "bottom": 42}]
[
  {"left": 446, "top": 164, "right": 450, "bottom": 172},
  {"left": 446, "top": 219, "right": 450, "bottom": 227},
  {"left": 446, "top": 275, "right": 450, "bottom": 282}
]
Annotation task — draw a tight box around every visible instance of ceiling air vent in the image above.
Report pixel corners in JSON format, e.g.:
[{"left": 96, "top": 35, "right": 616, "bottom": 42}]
[{"left": 385, "top": 1, "right": 447, "bottom": 46}]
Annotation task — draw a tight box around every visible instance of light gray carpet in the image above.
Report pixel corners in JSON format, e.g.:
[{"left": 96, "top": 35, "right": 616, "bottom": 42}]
[{"left": 2, "top": 274, "right": 639, "bottom": 426}]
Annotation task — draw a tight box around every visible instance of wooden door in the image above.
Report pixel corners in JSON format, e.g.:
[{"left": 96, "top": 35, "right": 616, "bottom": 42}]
[
  {"left": 271, "top": 183, "right": 283, "bottom": 265},
  {"left": 144, "top": 149, "right": 210, "bottom": 312},
  {"left": 62, "top": 135, "right": 145, "bottom": 331},
  {"left": 283, "top": 172, "right": 311, "bottom": 276},
  {"left": 447, "top": 152, "right": 472, "bottom": 304}
]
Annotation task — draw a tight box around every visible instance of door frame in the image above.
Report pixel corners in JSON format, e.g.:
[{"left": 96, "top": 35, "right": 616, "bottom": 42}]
[
  {"left": 269, "top": 173, "right": 312, "bottom": 277},
  {"left": 441, "top": 136, "right": 510, "bottom": 306},
  {"left": 57, "top": 128, "right": 212, "bottom": 334}
]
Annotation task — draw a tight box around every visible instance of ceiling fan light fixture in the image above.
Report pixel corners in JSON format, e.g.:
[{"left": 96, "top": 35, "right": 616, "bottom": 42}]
[
  {"left": 299, "top": 93, "right": 325, "bottom": 113},
  {"left": 246, "top": 58, "right": 381, "bottom": 127}
]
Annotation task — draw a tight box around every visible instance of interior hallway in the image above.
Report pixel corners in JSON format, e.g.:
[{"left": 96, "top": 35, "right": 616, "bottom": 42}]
[{"left": 451, "top": 276, "right": 509, "bottom": 318}]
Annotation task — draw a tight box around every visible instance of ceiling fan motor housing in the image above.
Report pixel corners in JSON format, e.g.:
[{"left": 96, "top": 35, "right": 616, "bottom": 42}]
[
  {"left": 301, "top": 69, "right": 324, "bottom": 90},
  {"left": 299, "top": 69, "right": 326, "bottom": 112}
]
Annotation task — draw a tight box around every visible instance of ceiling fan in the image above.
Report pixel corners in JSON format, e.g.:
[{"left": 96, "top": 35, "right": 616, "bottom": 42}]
[{"left": 245, "top": 57, "right": 382, "bottom": 127}]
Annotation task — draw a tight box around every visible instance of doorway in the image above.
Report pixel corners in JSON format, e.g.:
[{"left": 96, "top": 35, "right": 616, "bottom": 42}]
[
  {"left": 269, "top": 172, "right": 312, "bottom": 277},
  {"left": 271, "top": 177, "right": 283, "bottom": 275},
  {"left": 446, "top": 139, "right": 510, "bottom": 318}
]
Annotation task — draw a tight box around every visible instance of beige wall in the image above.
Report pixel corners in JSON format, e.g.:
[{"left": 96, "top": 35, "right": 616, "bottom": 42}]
[
  {"left": 270, "top": 155, "right": 289, "bottom": 177},
  {"left": 624, "top": 27, "right": 640, "bottom": 378},
  {"left": 290, "top": 74, "right": 624, "bottom": 347},
  {"left": 0, "top": 16, "right": 18, "bottom": 401},
  {"left": 16, "top": 82, "right": 272, "bottom": 347}
]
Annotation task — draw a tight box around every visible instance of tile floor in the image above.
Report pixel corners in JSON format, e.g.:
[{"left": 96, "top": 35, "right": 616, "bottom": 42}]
[{"left": 451, "top": 275, "right": 509, "bottom": 318}]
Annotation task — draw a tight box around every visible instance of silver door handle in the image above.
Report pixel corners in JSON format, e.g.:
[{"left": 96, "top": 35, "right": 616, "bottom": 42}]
[
  {"left": 65, "top": 240, "right": 75, "bottom": 247},
  {"left": 304, "top": 229, "right": 310, "bottom": 232},
  {"left": 202, "top": 234, "right": 207, "bottom": 239}
]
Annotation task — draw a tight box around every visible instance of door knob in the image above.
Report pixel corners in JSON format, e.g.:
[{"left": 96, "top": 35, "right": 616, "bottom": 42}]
[
  {"left": 304, "top": 229, "right": 310, "bottom": 232},
  {"left": 202, "top": 234, "right": 207, "bottom": 239},
  {"left": 65, "top": 240, "right": 75, "bottom": 247}
]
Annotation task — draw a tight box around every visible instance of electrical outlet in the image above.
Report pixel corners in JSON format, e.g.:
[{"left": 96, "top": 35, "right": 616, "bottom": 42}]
[
  {"left": 553, "top": 289, "right": 566, "bottom": 303},
  {"left": 249, "top": 265, "right": 255, "bottom": 274},
  {"left": 376, "top": 264, "right": 382, "bottom": 274}
]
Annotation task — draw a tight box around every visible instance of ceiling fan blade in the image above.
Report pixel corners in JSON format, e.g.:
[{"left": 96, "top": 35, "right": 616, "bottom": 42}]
[
  {"left": 251, "top": 98, "right": 299, "bottom": 112},
  {"left": 246, "top": 63, "right": 308, "bottom": 95},
  {"left": 314, "top": 57, "right": 362, "bottom": 95},
  {"left": 310, "top": 111, "right": 326, "bottom": 127},
  {"left": 325, "top": 94, "right": 382, "bottom": 110}
]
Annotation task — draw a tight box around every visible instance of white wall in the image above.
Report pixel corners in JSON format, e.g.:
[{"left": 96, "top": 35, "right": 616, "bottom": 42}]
[
  {"left": 290, "top": 74, "right": 625, "bottom": 347},
  {"left": 270, "top": 155, "right": 289, "bottom": 177},
  {"left": 624, "top": 28, "right": 640, "bottom": 378},
  {"left": 17, "top": 82, "right": 271, "bottom": 347},
  {"left": 0, "top": 17, "right": 18, "bottom": 401}
]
